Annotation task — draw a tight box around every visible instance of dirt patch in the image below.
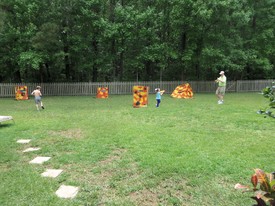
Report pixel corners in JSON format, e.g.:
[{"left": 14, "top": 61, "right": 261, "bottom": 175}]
[
  {"left": 48, "top": 128, "right": 83, "bottom": 139},
  {"left": 98, "top": 148, "right": 127, "bottom": 166},
  {"left": 130, "top": 189, "right": 158, "bottom": 206},
  {"left": 0, "top": 164, "right": 11, "bottom": 173},
  {"left": 128, "top": 177, "right": 192, "bottom": 205},
  {"left": 64, "top": 148, "right": 192, "bottom": 205}
]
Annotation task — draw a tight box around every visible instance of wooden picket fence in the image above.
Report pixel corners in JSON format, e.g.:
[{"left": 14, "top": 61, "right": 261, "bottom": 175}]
[{"left": 0, "top": 80, "right": 274, "bottom": 97}]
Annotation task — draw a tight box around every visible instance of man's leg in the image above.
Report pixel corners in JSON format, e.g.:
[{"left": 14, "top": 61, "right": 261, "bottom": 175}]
[
  {"left": 216, "top": 88, "right": 220, "bottom": 101},
  {"left": 220, "top": 87, "right": 225, "bottom": 103},
  {"left": 216, "top": 88, "right": 222, "bottom": 103}
]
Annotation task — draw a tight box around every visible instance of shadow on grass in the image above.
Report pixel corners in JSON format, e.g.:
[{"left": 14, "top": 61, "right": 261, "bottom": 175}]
[{"left": 0, "top": 123, "right": 15, "bottom": 128}]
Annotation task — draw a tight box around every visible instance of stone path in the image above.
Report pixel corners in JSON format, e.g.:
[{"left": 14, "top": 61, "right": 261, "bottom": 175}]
[
  {"left": 23, "top": 147, "right": 41, "bottom": 153},
  {"left": 17, "top": 138, "right": 79, "bottom": 199}
]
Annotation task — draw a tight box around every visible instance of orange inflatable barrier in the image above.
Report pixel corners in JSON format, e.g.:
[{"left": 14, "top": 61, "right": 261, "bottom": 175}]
[
  {"left": 133, "top": 86, "right": 149, "bottom": 108},
  {"left": 171, "top": 83, "right": 193, "bottom": 99},
  {"left": 96, "top": 87, "right": 109, "bottom": 98},
  {"left": 15, "top": 86, "right": 29, "bottom": 100}
]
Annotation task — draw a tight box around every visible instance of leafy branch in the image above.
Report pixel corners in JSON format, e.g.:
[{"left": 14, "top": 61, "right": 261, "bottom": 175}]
[{"left": 257, "top": 82, "right": 275, "bottom": 118}]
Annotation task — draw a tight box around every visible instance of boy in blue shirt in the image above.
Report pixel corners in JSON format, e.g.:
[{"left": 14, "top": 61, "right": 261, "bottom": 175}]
[{"left": 155, "top": 88, "right": 165, "bottom": 107}]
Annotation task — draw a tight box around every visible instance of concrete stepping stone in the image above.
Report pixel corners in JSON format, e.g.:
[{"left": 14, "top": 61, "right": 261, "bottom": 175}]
[
  {"left": 55, "top": 185, "right": 79, "bottom": 199},
  {"left": 29, "top": 156, "right": 51, "bottom": 164},
  {"left": 17, "top": 139, "right": 31, "bottom": 144},
  {"left": 23, "top": 147, "right": 41, "bottom": 153},
  {"left": 41, "top": 169, "right": 63, "bottom": 178}
]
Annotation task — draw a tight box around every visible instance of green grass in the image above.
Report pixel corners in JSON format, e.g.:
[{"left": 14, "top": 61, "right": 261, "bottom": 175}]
[{"left": 0, "top": 93, "right": 274, "bottom": 206}]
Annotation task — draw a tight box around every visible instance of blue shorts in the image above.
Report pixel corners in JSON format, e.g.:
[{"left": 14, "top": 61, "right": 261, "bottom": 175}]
[{"left": 34, "top": 96, "right": 41, "bottom": 104}]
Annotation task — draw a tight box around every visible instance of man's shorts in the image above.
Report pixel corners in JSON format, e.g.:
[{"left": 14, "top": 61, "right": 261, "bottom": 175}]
[{"left": 216, "top": 86, "right": 226, "bottom": 95}]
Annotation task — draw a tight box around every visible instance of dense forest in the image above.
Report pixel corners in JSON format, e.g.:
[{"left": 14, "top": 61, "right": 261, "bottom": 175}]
[{"left": 0, "top": 0, "right": 275, "bottom": 83}]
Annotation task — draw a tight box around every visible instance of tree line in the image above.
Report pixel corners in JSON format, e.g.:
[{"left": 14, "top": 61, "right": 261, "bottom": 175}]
[{"left": 0, "top": 0, "right": 275, "bottom": 83}]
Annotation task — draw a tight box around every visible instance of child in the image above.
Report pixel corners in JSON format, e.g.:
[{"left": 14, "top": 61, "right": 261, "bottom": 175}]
[
  {"left": 31, "top": 86, "right": 44, "bottom": 110},
  {"left": 155, "top": 88, "right": 165, "bottom": 107}
]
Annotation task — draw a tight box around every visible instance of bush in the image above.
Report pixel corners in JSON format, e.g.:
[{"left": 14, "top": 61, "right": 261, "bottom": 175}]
[
  {"left": 235, "top": 169, "right": 275, "bottom": 206},
  {"left": 257, "top": 82, "right": 275, "bottom": 118}
]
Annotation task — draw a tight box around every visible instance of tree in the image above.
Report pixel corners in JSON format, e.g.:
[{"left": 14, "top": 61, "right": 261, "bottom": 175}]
[{"left": 0, "top": 0, "right": 274, "bottom": 82}]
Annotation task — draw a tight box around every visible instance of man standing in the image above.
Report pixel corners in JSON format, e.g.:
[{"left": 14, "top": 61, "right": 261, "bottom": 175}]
[{"left": 215, "top": 71, "right": 227, "bottom": 104}]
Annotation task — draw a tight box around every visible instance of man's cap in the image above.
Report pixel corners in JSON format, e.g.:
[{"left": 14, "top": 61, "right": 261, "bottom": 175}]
[{"left": 219, "top": 71, "right": 225, "bottom": 74}]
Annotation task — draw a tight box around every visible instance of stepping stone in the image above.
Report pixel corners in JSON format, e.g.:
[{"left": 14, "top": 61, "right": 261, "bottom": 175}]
[
  {"left": 23, "top": 147, "right": 41, "bottom": 153},
  {"left": 55, "top": 185, "right": 79, "bottom": 199},
  {"left": 17, "top": 139, "right": 31, "bottom": 144},
  {"left": 41, "top": 169, "right": 63, "bottom": 178},
  {"left": 29, "top": 156, "right": 51, "bottom": 164}
]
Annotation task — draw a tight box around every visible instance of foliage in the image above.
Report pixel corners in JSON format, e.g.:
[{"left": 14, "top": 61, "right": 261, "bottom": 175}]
[
  {"left": 258, "top": 82, "right": 275, "bottom": 118},
  {"left": 235, "top": 169, "right": 275, "bottom": 206},
  {"left": 0, "top": 0, "right": 275, "bottom": 82}
]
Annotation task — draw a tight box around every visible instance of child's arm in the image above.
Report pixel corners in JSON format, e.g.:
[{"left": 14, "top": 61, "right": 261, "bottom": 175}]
[{"left": 160, "top": 90, "right": 165, "bottom": 95}]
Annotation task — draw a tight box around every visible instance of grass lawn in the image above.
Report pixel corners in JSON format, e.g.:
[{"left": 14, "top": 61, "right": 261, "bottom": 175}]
[{"left": 0, "top": 93, "right": 274, "bottom": 206}]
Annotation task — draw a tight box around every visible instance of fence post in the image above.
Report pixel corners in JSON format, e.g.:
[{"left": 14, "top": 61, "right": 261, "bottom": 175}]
[{"left": 236, "top": 80, "right": 239, "bottom": 92}]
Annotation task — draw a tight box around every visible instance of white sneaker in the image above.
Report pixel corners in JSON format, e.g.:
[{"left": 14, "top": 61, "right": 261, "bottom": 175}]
[{"left": 218, "top": 101, "right": 223, "bottom": 104}]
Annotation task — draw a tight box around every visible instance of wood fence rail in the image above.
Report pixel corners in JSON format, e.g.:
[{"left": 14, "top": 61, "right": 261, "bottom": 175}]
[{"left": 0, "top": 80, "right": 274, "bottom": 97}]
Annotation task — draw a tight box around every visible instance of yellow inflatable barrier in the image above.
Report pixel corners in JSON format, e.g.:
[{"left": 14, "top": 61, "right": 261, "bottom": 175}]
[
  {"left": 133, "top": 86, "right": 149, "bottom": 108},
  {"left": 171, "top": 83, "right": 193, "bottom": 99}
]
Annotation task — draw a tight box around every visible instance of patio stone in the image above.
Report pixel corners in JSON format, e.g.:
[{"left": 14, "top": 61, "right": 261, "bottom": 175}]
[
  {"left": 55, "top": 185, "right": 79, "bottom": 199},
  {"left": 29, "top": 156, "right": 51, "bottom": 164},
  {"left": 23, "top": 147, "right": 41, "bottom": 153},
  {"left": 41, "top": 169, "right": 63, "bottom": 178},
  {"left": 17, "top": 139, "right": 31, "bottom": 144}
]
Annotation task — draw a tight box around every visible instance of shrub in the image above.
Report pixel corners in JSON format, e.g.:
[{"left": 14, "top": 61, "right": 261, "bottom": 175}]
[
  {"left": 235, "top": 169, "right": 275, "bottom": 206},
  {"left": 257, "top": 82, "right": 275, "bottom": 118}
]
